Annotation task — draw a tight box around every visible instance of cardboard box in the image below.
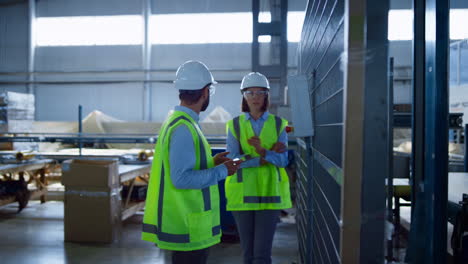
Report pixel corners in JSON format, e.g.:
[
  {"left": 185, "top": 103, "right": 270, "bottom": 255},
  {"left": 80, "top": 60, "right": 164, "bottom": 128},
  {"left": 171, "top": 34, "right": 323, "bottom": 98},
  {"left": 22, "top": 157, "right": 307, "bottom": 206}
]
[
  {"left": 64, "top": 186, "right": 122, "bottom": 243},
  {"left": 62, "top": 159, "right": 119, "bottom": 188}
]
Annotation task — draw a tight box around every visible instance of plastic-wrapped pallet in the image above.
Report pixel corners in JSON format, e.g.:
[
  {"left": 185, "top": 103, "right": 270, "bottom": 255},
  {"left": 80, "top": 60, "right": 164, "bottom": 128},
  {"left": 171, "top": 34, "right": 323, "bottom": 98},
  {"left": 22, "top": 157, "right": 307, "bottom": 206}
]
[{"left": 0, "top": 91, "right": 37, "bottom": 151}]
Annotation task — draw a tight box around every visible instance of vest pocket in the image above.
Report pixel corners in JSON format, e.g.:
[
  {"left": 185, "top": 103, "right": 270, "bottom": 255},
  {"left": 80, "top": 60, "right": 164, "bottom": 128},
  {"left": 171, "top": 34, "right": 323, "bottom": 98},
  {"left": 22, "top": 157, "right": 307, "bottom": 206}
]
[
  {"left": 225, "top": 175, "right": 244, "bottom": 208},
  {"left": 188, "top": 211, "right": 212, "bottom": 242}
]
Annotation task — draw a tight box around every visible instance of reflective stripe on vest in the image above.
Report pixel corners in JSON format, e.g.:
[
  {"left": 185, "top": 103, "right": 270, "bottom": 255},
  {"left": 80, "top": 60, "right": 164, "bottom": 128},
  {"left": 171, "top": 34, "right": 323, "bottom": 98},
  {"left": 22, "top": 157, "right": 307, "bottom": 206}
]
[
  {"left": 244, "top": 196, "right": 281, "bottom": 203},
  {"left": 142, "top": 223, "right": 221, "bottom": 243}
]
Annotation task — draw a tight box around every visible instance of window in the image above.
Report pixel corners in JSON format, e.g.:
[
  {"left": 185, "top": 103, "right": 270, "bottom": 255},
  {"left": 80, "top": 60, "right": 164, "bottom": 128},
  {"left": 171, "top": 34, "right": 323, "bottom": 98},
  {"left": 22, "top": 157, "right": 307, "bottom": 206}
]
[
  {"left": 150, "top": 11, "right": 304, "bottom": 44},
  {"left": 451, "top": 9, "right": 468, "bottom": 40},
  {"left": 150, "top": 12, "right": 252, "bottom": 44},
  {"left": 36, "top": 15, "right": 143, "bottom": 46},
  {"left": 34, "top": 10, "right": 468, "bottom": 46},
  {"left": 388, "top": 9, "right": 468, "bottom": 41},
  {"left": 36, "top": 12, "right": 305, "bottom": 46},
  {"left": 388, "top": 10, "right": 413, "bottom": 41}
]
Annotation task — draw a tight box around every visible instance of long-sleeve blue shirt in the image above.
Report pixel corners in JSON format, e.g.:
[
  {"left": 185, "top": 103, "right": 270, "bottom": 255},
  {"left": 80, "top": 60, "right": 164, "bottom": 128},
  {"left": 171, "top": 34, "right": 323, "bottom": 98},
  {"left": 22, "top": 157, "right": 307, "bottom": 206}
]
[
  {"left": 169, "top": 106, "right": 228, "bottom": 189},
  {"left": 226, "top": 111, "right": 289, "bottom": 168}
]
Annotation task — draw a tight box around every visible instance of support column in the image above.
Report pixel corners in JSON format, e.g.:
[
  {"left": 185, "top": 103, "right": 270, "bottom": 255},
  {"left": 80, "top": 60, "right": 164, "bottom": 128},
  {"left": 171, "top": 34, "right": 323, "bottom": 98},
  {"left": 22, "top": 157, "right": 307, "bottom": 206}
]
[
  {"left": 341, "top": 0, "right": 389, "bottom": 262},
  {"left": 251, "top": 0, "right": 287, "bottom": 113},
  {"left": 407, "top": 0, "right": 449, "bottom": 263},
  {"left": 142, "top": 0, "right": 152, "bottom": 121},
  {"left": 28, "top": 0, "right": 36, "bottom": 115}
]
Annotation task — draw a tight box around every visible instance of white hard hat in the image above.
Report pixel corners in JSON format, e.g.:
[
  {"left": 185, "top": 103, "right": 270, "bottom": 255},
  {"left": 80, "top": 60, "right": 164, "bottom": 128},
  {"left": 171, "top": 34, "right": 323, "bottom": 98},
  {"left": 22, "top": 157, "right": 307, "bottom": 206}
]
[
  {"left": 174, "top": 60, "right": 217, "bottom": 90},
  {"left": 240, "top": 72, "right": 270, "bottom": 90}
]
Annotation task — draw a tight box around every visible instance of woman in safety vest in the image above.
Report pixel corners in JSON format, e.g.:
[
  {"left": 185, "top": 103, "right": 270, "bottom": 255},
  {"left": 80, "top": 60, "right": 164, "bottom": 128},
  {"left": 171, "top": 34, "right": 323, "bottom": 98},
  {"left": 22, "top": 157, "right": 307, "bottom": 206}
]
[{"left": 225, "top": 72, "right": 292, "bottom": 264}]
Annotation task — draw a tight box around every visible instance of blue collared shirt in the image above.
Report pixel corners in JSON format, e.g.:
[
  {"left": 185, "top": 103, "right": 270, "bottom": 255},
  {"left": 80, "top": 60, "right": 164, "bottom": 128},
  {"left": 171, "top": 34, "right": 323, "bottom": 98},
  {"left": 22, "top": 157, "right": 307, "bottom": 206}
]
[
  {"left": 226, "top": 111, "right": 289, "bottom": 168},
  {"left": 169, "top": 105, "right": 228, "bottom": 189}
]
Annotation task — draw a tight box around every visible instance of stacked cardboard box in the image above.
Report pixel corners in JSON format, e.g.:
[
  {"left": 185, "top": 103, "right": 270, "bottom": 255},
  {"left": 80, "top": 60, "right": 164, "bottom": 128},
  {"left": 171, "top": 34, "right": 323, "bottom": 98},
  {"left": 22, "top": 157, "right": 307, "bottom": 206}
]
[{"left": 62, "top": 159, "right": 121, "bottom": 243}]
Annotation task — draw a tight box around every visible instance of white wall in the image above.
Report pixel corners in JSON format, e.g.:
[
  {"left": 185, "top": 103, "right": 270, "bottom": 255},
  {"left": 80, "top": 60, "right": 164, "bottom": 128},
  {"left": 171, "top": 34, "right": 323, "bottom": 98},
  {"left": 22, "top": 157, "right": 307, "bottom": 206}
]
[
  {"left": 389, "top": 40, "right": 412, "bottom": 104},
  {"left": 33, "top": 42, "right": 299, "bottom": 122},
  {"left": 389, "top": 40, "right": 412, "bottom": 66},
  {"left": 35, "top": 83, "right": 145, "bottom": 121}
]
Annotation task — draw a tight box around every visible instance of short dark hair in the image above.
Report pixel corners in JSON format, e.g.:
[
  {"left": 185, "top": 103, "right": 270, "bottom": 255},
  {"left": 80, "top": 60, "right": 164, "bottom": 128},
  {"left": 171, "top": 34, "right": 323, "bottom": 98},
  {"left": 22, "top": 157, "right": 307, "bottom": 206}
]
[
  {"left": 179, "top": 85, "right": 209, "bottom": 105},
  {"left": 241, "top": 89, "right": 269, "bottom": 112}
]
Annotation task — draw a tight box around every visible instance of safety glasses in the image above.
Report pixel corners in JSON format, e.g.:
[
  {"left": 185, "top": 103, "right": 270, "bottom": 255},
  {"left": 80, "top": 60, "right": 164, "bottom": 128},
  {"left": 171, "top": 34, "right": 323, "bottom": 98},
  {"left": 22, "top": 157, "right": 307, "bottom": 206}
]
[{"left": 243, "top": 90, "right": 269, "bottom": 98}]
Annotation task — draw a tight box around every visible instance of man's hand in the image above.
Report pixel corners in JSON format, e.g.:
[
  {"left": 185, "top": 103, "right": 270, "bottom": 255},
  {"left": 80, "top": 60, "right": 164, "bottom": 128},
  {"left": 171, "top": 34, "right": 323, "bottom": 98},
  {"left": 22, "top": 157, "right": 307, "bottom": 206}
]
[
  {"left": 270, "top": 142, "right": 287, "bottom": 153},
  {"left": 213, "top": 151, "right": 230, "bottom": 166},
  {"left": 247, "top": 136, "right": 266, "bottom": 157},
  {"left": 223, "top": 159, "right": 243, "bottom": 176}
]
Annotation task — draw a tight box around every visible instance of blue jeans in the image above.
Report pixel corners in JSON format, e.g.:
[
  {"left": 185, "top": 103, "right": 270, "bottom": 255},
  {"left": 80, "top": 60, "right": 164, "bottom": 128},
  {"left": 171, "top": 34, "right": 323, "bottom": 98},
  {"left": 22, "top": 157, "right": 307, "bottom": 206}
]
[{"left": 232, "top": 210, "right": 280, "bottom": 264}]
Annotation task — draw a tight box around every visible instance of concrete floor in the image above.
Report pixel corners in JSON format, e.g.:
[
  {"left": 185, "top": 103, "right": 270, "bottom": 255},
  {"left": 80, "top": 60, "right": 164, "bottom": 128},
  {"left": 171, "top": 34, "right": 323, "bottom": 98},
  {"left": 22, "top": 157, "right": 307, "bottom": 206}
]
[{"left": 0, "top": 201, "right": 298, "bottom": 264}]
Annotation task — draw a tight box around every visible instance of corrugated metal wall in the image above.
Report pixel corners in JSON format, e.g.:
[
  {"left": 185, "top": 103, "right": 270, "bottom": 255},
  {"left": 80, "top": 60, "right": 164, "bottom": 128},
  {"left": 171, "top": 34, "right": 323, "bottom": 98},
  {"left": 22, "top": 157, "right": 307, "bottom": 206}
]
[
  {"left": 295, "top": 0, "right": 389, "bottom": 263},
  {"left": 296, "top": 0, "right": 344, "bottom": 263},
  {"left": 295, "top": 137, "right": 314, "bottom": 263}
]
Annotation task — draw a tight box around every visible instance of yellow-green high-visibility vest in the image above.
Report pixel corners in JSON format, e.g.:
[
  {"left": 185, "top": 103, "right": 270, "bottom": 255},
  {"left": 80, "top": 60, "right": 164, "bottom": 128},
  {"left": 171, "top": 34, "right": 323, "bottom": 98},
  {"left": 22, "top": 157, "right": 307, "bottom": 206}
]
[
  {"left": 142, "top": 110, "right": 221, "bottom": 251},
  {"left": 225, "top": 113, "right": 292, "bottom": 211}
]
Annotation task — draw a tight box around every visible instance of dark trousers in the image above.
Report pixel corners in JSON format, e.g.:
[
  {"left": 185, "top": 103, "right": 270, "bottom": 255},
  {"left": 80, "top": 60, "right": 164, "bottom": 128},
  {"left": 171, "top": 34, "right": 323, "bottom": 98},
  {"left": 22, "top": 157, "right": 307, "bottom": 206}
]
[
  {"left": 232, "top": 210, "right": 280, "bottom": 264},
  {"left": 172, "top": 248, "right": 209, "bottom": 264}
]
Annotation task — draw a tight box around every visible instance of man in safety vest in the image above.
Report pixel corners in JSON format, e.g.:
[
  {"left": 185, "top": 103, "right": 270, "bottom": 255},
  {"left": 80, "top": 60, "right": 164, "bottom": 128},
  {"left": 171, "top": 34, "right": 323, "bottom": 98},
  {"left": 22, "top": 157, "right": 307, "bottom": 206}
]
[{"left": 142, "top": 60, "right": 242, "bottom": 264}]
